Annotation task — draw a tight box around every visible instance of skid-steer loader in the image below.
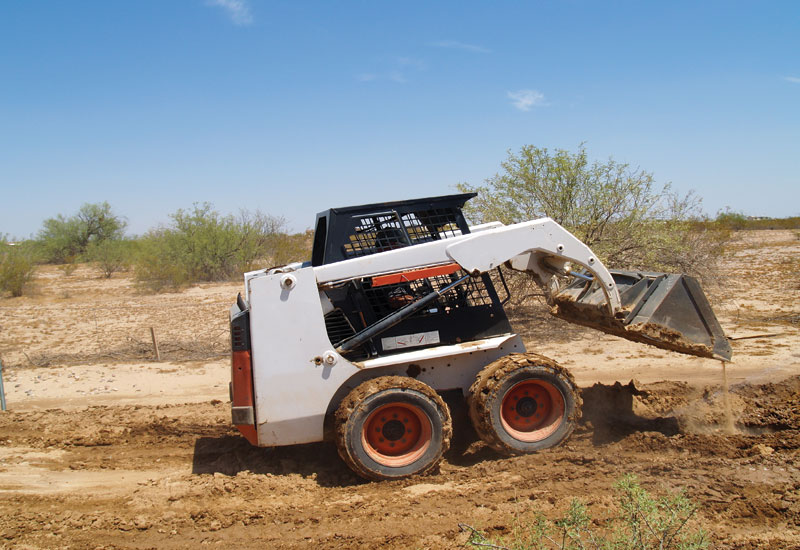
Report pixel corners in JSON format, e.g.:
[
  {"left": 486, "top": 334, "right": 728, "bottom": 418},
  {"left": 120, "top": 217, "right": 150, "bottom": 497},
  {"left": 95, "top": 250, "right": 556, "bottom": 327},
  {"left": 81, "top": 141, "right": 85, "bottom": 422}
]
[{"left": 229, "top": 193, "right": 731, "bottom": 480}]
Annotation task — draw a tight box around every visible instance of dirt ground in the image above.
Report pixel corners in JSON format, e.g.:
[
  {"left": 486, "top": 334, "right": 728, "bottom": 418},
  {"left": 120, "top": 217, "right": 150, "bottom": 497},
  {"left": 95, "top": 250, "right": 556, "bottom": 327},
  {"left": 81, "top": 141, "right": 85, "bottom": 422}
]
[{"left": 0, "top": 230, "right": 798, "bottom": 549}]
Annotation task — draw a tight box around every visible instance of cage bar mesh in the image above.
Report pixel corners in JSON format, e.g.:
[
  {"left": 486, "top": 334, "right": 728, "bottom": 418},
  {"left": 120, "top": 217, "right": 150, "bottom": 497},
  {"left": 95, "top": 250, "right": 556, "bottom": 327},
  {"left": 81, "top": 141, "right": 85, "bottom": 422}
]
[
  {"left": 342, "top": 208, "right": 460, "bottom": 259},
  {"left": 362, "top": 270, "right": 492, "bottom": 319}
]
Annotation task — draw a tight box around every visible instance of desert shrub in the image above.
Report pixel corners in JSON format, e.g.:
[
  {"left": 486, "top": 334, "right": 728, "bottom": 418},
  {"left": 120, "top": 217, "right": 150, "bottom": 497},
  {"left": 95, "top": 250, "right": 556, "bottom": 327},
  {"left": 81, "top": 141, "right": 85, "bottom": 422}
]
[
  {"left": 712, "top": 208, "right": 749, "bottom": 231},
  {"left": 457, "top": 145, "right": 727, "bottom": 278},
  {"left": 87, "top": 238, "right": 137, "bottom": 278},
  {"left": 272, "top": 229, "right": 314, "bottom": 267},
  {"left": 135, "top": 203, "right": 307, "bottom": 291},
  {"left": 0, "top": 243, "right": 37, "bottom": 297},
  {"left": 36, "top": 202, "right": 127, "bottom": 264},
  {"left": 770, "top": 217, "right": 800, "bottom": 230},
  {"left": 58, "top": 260, "right": 79, "bottom": 277},
  {"left": 701, "top": 212, "right": 800, "bottom": 231},
  {"left": 133, "top": 236, "right": 192, "bottom": 292},
  {"left": 462, "top": 475, "right": 708, "bottom": 550}
]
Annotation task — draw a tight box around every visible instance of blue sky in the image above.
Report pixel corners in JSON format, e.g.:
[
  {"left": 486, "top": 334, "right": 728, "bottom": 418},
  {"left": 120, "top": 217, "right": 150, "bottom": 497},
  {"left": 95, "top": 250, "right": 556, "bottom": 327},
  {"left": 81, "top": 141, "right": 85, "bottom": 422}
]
[{"left": 1, "top": 0, "right": 798, "bottom": 237}]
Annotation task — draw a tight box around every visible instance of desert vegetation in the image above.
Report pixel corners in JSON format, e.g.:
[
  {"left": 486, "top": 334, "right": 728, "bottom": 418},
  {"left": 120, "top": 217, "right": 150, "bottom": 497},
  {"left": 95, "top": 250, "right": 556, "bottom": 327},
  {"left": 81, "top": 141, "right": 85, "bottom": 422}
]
[
  {"left": 35, "top": 201, "right": 128, "bottom": 265},
  {"left": 457, "top": 144, "right": 729, "bottom": 278},
  {"left": 0, "top": 237, "right": 36, "bottom": 298},
  {"left": 2, "top": 144, "right": 797, "bottom": 300},
  {"left": 1, "top": 202, "right": 311, "bottom": 297},
  {"left": 133, "top": 203, "right": 308, "bottom": 292}
]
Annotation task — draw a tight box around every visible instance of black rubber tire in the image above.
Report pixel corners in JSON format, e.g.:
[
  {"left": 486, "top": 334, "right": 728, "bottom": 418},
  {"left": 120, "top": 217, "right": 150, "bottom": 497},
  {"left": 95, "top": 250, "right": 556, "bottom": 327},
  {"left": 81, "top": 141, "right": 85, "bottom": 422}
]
[
  {"left": 467, "top": 353, "right": 581, "bottom": 455},
  {"left": 335, "top": 376, "right": 452, "bottom": 481}
]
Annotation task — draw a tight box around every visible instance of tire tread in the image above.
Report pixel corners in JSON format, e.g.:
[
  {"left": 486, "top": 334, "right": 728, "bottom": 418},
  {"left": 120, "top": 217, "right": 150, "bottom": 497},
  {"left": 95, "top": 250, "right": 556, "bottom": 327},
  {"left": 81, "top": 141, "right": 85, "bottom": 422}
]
[
  {"left": 335, "top": 376, "right": 452, "bottom": 481},
  {"left": 467, "top": 353, "right": 582, "bottom": 455}
]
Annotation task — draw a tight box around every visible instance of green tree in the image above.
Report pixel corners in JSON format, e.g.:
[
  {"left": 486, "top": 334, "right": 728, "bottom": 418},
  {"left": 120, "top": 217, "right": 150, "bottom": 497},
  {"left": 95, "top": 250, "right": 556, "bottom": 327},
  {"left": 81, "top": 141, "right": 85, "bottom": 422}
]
[
  {"left": 458, "top": 145, "right": 722, "bottom": 275},
  {"left": 36, "top": 202, "right": 127, "bottom": 263}
]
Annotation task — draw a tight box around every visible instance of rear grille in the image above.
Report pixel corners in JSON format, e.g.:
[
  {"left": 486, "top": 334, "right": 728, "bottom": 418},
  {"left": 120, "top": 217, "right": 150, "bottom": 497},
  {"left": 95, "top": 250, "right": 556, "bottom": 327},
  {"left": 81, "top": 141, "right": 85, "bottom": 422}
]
[
  {"left": 230, "top": 311, "right": 251, "bottom": 351},
  {"left": 232, "top": 325, "right": 247, "bottom": 348},
  {"left": 325, "top": 309, "right": 356, "bottom": 345}
]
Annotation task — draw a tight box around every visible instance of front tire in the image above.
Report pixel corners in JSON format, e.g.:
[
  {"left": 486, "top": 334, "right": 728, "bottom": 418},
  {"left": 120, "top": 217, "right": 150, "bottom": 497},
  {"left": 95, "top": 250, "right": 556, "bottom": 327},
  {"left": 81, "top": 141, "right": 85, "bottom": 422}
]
[
  {"left": 468, "top": 353, "right": 581, "bottom": 455},
  {"left": 335, "top": 376, "right": 452, "bottom": 481}
]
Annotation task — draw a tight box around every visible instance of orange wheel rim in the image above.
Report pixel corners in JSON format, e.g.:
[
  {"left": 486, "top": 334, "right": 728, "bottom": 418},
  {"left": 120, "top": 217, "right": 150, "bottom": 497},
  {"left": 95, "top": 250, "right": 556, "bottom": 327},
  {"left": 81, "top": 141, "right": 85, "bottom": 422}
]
[
  {"left": 362, "top": 403, "right": 432, "bottom": 467},
  {"left": 500, "top": 380, "right": 565, "bottom": 442}
]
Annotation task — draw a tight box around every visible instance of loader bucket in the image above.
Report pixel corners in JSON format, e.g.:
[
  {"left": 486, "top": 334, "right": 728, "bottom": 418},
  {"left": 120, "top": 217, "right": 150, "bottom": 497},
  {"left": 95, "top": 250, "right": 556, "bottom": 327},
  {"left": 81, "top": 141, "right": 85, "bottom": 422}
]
[{"left": 549, "top": 270, "right": 732, "bottom": 361}]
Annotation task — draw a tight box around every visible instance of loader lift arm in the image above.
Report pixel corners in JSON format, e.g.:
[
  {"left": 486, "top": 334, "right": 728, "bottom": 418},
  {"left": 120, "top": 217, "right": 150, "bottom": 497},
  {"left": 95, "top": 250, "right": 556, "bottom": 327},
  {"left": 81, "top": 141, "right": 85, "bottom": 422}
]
[
  {"left": 315, "top": 217, "right": 618, "bottom": 310},
  {"left": 315, "top": 217, "right": 731, "bottom": 362}
]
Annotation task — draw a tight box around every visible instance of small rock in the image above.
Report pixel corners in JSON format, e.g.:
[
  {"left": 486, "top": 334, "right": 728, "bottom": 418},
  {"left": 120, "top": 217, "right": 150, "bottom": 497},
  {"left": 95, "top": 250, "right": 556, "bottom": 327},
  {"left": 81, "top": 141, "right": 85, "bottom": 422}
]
[
  {"left": 134, "top": 516, "right": 151, "bottom": 530},
  {"left": 754, "top": 444, "right": 774, "bottom": 456}
]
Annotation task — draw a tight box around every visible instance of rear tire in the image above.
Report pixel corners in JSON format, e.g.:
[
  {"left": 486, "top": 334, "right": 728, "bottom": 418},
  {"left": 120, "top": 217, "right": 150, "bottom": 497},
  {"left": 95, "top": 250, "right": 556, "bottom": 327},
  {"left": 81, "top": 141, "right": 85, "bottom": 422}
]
[
  {"left": 335, "top": 376, "right": 452, "bottom": 481},
  {"left": 467, "top": 353, "right": 581, "bottom": 455}
]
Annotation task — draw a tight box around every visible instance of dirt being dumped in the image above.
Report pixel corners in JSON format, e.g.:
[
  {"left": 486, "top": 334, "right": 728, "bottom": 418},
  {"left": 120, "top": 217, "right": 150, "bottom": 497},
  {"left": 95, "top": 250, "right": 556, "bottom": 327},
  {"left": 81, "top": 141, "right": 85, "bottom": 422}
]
[
  {"left": 550, "top": 295, "right": 716, "bottom": 359},
  {"left": 721, "top": 361, "right": 736, "bottom": 434}
]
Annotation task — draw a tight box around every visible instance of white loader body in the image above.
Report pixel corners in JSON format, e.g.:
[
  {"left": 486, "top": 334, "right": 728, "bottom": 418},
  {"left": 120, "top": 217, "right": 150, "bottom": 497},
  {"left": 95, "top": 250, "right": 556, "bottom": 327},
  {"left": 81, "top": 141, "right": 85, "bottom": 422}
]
[{"left": 242, "top": 218, "right": 606, "bottom": 446}]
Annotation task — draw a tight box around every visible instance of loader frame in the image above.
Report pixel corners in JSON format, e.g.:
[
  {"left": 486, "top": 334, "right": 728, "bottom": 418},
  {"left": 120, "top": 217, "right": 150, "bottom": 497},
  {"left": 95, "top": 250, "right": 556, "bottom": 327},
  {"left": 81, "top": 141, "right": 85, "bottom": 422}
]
[{"left": 231, "top": 194, "right": 619, "bottom": 447}]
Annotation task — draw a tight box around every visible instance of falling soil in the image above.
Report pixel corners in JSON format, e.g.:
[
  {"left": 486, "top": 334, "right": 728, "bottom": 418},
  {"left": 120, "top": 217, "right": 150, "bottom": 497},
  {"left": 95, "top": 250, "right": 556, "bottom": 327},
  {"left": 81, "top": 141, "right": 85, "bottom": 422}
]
[{"left": 721, "top": 360, "right": 736, "bottom": 435}]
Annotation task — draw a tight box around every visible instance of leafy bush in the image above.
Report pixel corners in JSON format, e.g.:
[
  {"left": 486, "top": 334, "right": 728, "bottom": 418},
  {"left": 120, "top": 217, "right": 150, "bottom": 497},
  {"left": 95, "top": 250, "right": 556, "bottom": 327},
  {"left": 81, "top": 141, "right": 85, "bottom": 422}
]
[
  {"left": 462, "top": 475, "right": 708, "bottom": 550},
  {"left": 712, "top": 208, "right": 749, "bottom": 231},
  {"left": 134, "top": 237, "right": 192, "bottom": 292},
  {"left": 36, "top": 202, "right": 127, "bottom": 264},
  {"left": 457, "top": 144, "right": 726, "bottom": 277},
  {"left": 0, "top": 242, "right": 37, "bottom": 297},
  {"left": 135, "top": 203, "right": 309, "bottom": 291},
  {"left": 87, "top": 238, "right": 136, "bottom": 278}
]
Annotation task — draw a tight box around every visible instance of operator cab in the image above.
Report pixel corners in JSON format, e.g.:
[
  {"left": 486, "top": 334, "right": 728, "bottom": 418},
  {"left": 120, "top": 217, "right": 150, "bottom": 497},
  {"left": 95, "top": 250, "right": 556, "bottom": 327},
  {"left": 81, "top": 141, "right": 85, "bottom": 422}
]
[{"left": 311, "top": 194, "right": 513, "bottom": 360}]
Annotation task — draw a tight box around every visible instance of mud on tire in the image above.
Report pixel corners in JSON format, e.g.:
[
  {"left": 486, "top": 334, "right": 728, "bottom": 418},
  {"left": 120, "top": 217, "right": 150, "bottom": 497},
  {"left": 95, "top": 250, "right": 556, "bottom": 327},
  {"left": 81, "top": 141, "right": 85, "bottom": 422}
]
[
  {"left": 335, "top": 376, "right": 452, "bottom": 481},
  {"left": 467, "top": 353, "right": 581, "bottom": 455}
]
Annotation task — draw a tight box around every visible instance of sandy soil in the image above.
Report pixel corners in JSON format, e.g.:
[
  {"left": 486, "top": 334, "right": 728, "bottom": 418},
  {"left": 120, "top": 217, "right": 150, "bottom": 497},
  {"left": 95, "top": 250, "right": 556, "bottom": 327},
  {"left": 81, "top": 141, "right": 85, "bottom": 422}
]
[{"left": 0, "top": 230, "right": 798, "bottom": 549}]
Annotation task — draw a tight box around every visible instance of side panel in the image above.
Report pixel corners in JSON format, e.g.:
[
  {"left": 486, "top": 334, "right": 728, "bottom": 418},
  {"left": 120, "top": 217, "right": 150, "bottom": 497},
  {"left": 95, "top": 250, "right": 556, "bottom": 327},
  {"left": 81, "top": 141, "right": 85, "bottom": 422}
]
[{"left": 248, "top": 268, "right": 361, "bottom": 446}]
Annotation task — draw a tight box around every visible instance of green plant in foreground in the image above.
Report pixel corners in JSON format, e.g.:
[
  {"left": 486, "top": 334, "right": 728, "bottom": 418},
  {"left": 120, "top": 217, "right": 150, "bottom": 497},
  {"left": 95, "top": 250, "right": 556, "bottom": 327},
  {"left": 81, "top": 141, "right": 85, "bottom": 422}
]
[{"left": 462, "top": 476, "right": 708, "bottom": 550}]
